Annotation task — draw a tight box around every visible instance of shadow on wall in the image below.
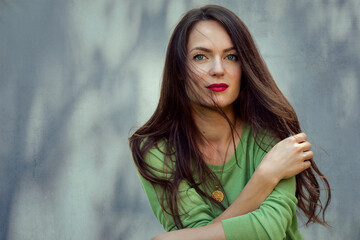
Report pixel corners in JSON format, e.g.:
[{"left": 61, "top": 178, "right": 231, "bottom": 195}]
[
  {"left": 285, "top": 1, "right": 360, "bottom": 239},
  {"left": 0, "top": 0, "right": 359, "bottom": 240},
  {"left": 0, "top": 0, "right": 154, "bottom": 239}
]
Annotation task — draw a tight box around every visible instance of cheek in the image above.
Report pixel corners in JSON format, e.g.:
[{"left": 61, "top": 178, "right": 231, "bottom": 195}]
[
  {"left": 233, "top": 65, "right": 241, "bottom": 77},
  {"left": 236, "top": 71, "right": 242, "bottom": 85},
  {"left": 229, "top": 67, "right": 241, "bottom": 83},
  {"left": 189, "top": 62, "right": 209, "bottom": 77},
  {"left": 185, "top": 75, "right": 205, "bottom": 99},
  {"left": 188, "top": 69, "right": 207, "bottom": 87},
  {"left": 231, "top": 68, "right": 242, "bottom": 95}
]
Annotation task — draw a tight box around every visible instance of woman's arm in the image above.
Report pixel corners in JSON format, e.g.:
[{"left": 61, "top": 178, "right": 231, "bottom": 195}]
[
  {"left": 212, "top": 133, "right": 311, "bottom": 223},
  {"left": 152, "top": 174, "right": 282, "bottom": 239},
  {"left": 152, "top": 133, "right": 312, "bottom": 239},
  {"left": 152, "top": 222, "right": 225, "bottom": 240},
  {"left": 154, "top": 177, "right": 300, "bottom": 240}
]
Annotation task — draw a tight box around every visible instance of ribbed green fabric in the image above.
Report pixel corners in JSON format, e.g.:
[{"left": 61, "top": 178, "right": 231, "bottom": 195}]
[{"left": 136, "top": 123, "right": 304, "bottom": 239}]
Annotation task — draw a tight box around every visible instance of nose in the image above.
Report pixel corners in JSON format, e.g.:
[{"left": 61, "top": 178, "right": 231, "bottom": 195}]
[{"left": 209, "top": 57, "right": 225, "bottom": 77}]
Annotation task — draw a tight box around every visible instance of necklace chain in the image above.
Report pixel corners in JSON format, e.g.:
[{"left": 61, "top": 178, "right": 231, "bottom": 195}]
[{"left": 211, "top": 135, "right": 232, "bottom": 203}]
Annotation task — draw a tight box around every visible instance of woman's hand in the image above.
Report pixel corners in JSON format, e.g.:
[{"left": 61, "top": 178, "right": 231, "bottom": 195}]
[
  {"left": 256, "top": 133, "right": 313, "bottom": 183},
  {"left": 151, "top": 222, "right": 226, "bottom": 240}
]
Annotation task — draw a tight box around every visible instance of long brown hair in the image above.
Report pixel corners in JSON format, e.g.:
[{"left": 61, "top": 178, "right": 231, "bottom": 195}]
[{"left": 129, "top": 5, "right": 331, "bottom": 229}]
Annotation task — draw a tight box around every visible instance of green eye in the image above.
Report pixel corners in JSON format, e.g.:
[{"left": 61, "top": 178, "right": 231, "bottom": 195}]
[
  {"left": 227, "top": 54, "right": 238, "bottom": 61},
  {"left": 194, "top": 54, "right": 205, "bottom": 61}
]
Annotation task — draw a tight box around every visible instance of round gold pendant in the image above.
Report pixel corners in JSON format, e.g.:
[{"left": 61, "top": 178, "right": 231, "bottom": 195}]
[{"left": 212, "top": 190, "right": 224, "bottom": 203}]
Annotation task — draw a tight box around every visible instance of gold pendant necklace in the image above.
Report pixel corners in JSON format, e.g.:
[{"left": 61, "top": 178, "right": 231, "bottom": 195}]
[
  {"left": 211, "top": 136, "right": 232, "bottom": 203},
  {"left": 212, "top": 187, "right": 225, "bottom": 203}
]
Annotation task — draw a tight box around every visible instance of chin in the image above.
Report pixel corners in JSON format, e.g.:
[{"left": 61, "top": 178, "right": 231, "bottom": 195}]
[
  {"left": 212, "top": 98, "right": 236, "bottom": 109},
  {"left": 191, "top": 96, "right": 237, "bottom": 111},
  {"left": 207, "top": 102, "right": 234, "bottom": 111}
]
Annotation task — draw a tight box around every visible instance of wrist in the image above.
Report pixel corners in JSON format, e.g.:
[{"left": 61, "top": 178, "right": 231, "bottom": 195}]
[{"left": 254, "top": 166, "right": 280, "bottom": 187}]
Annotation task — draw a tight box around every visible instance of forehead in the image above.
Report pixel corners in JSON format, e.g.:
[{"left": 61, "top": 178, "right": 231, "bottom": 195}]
[{"left": 187, "top": 20, "right": 233, "bottom": 51}]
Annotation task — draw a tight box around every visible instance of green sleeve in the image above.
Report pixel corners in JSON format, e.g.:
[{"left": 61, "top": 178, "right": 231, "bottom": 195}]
[
  {"left": 222, "top": 135, "right": 302, "bottom": 240},
  {"left": 136, "top": 146, "right": 215, "bottom": 231},
  {"left": 222, "top": 177, "right": 298, "bottom": 239}
]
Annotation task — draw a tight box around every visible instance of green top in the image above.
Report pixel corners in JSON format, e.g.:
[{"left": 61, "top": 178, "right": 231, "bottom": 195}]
[{"left": 136, "top": 123, "right": 304, "bottom": 240}]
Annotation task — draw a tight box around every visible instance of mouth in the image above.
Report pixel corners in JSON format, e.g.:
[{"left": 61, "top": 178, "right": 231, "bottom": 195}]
[{"left": 206, "top": 83, "right": 229, "bottom": 92}]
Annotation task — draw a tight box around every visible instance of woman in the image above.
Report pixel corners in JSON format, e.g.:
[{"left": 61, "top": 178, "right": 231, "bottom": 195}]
[{"left": 129, "top": 5, "right": 330, "bottom": 240}]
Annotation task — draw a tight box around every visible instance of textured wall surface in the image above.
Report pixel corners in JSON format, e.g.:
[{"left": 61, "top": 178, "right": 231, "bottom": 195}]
[{"left": 1, "top": 0, "right": 359, "bottom": 239}]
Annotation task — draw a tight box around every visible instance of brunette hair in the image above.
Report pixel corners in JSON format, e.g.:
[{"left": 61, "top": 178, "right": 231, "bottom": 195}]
[{"left": 129, "top": 5, "right": 331, "bottom": 229}]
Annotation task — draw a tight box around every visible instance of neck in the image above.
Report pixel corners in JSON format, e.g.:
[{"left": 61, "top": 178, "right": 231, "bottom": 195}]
[
  {"left": 192, "top": 104, "right": 237, "bottom": 147},
  {"left": 192, "top": 104, "right": 243, "bottom": 165}
]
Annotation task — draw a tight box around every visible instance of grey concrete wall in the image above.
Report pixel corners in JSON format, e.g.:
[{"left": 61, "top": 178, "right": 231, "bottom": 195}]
[{"left": 0, "top": 0, "right": 359, "bottom": 239}]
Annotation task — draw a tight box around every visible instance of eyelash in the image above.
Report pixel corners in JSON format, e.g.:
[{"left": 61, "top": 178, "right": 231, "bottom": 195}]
[
  {"left": 193, "top": 53, "right": 239, "bottom": 61},
  {"left": 193, "top": 54, "right": 206, "bottom": 61},
  {"left": 226, "top": 54, "right": 238, "bottom": 61}
]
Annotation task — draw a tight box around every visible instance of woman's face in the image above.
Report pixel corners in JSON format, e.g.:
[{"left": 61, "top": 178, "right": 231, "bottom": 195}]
[{"left": 186, "top": 20, "right": 241, "bottom": 110}]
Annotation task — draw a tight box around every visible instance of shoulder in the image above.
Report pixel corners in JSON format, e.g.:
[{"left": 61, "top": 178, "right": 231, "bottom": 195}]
[
  {"left": 242, "top": 122, "right": 278, "bottom": 148},
  {"left": 142, "top": 139, "right": 175, "bottom": 178},
  {"left": 241, "top": 123, "right": 279, "bottom": 151},
  {"left": 144, "top": 140, "right": 167, "bottom": 163},
  {"left": 246, "top": 124, "right": 280, "bottom": 166}
]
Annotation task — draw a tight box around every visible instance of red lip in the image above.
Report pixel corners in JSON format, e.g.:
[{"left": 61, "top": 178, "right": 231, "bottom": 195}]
[{"left": 206, "top": 83, "right": 229, "bottom": 92}]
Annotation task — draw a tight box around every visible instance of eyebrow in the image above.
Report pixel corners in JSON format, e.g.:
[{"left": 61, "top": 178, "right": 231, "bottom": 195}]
[{"left": 189, "top": 46, "right": 236, "bottom": 53}]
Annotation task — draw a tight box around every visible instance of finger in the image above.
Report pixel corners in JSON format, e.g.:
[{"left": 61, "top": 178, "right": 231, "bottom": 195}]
[
  {"left": 302, "top": 150, "right": 314, "bottom": 160},
  {"left": 299, "top": 141, "right": 311, "bottom": 152},
  {"left": 292, "top": 133, "right": 307, "bottom": 143},
  {"left": 293, "top": 160, "right": 311, "bottom": 176},
  {"left": 301, "top": 160, "right": 311, "bottom": 171}
]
